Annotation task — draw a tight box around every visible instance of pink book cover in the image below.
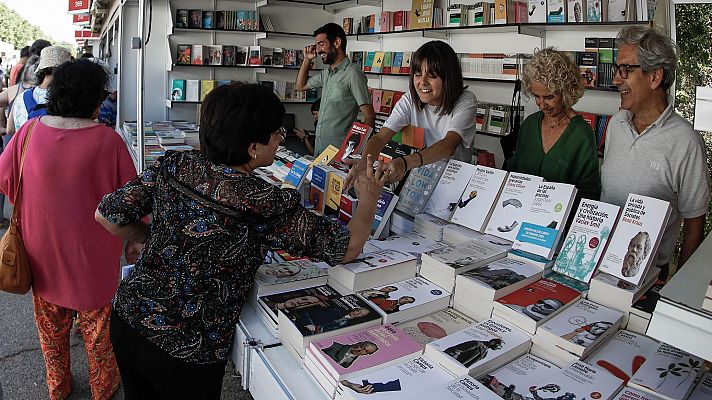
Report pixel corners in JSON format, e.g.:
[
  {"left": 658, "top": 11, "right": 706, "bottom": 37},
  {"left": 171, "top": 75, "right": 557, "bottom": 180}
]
[
  {"left": 310, "top": 324, "right": 422, "bottom": 380},
  {"left": 496, "top": 278, "right": 580, "bottom": 316}
]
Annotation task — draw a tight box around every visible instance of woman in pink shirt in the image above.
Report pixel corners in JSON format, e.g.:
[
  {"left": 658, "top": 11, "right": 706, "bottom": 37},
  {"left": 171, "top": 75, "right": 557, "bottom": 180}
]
[{"left": 0, "top": 59, "right": 137, "bottom": 400}]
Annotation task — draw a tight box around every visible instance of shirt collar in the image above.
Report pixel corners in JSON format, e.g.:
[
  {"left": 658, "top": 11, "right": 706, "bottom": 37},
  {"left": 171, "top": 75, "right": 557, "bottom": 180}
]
[
  {"left": 620, "top": 103, "right": 675, "bottom": 136},
  {"left": 329, "top": 57, "right": 350, "bottom": 73}
]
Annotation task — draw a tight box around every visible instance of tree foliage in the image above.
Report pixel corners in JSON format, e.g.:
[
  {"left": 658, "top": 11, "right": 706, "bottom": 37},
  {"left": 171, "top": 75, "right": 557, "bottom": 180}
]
[{"left": 0, "top": 2, "right": 74, "bottom": 52}]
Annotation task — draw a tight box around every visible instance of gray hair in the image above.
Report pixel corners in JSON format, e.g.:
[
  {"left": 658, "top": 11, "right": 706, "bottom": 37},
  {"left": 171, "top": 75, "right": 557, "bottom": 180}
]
[
  {"left": 522, "top": 47, "right": 584, "bottom": 108},
  {"left": 617, "top": 26, "right": 677, "bottom": 90},
  {"left": 21, "top": 55, "right": 40, "bottom": 85}
]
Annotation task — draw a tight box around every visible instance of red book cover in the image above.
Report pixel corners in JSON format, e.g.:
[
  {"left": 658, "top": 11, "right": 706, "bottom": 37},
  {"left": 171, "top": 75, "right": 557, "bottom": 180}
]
[
  {"left": 496, "top": 278, "right": 580, "bottom": 316},
  {"left": 334, "top": 122, "right": 374, "bottom": 163},
  {"left": 392, "top": 91, "right": 405, "bottom": 107},
  {"left": 338, "top": 193, "right": 358, "bottom": 223},
  {"left": 394, "top": 10, "right": 405, "bottom": 31},
  {"left": 578, "top": 111, "right": 598, "bottom": 131}
]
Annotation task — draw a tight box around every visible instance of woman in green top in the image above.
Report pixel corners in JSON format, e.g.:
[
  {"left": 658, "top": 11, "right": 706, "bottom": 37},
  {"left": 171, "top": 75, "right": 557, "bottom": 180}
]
[{"left": 508, "top": 47, "right": 601, "bottom": 201}]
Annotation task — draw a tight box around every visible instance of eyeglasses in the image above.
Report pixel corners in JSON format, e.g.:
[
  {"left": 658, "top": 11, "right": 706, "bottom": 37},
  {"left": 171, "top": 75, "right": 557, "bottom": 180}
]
[
  {"left": 273, "top": 127, "right": 287, "bottom": 143},
  {"left": 613, "top": 63, "right": 642, "bottom": 79}
]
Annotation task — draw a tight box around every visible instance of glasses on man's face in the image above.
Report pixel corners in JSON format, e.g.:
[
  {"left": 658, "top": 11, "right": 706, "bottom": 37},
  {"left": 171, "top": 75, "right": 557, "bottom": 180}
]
[{"left": 613, "top": 63, "right": 642, "bottom": 79}]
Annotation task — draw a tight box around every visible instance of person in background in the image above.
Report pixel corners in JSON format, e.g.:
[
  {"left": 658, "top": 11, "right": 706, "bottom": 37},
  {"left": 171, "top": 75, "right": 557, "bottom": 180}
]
[
  {"left": 95, "top": 84, "right": 386, "bottom": 399},
  {"left": 507, "top": 47, "right": 600, "bottom": 202},
  {"left": 345, "top": 40, "right": 477, "bottom": 187},
  {"left": 30, "top": 39, "right": 51, "bottom": 58},
  {"left": 294, "top": 97, "right": 320, "bottom": 155},
  {"left": 296, "top": 23, "right": 375, "bottom": 155},
  {"left": 13, "top": 46, "right": 71, "bottom": 131},
  {"left": 8, "top": 46, "right": 30, "bottom": 86},
  {"left": 601, "top": 26, "right": 710, "bottom": 280},
  {"left": 0, "top": 59, "right": 137, "bottom": 400}
]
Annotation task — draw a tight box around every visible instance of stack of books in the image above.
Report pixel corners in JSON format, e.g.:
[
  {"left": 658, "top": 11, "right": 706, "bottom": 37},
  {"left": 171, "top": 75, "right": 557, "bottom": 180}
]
[
  {"left": 250, "top": 259, "right": 329, "bottom": 304},
  {"left": 327, "top": 249, "right": 418, "bottom": 294},
  {"left": 395, "top": 308, "right": 474, "bottom": 346},
  {"left": 357, "top": 277, "right": 451, "bottom": 324}
]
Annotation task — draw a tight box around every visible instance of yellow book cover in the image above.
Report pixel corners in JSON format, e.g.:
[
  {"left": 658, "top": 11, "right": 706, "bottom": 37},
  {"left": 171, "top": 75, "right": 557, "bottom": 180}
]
[
  {"left": 410, "top": 0, "right": 435, "bottom": 29},
  {"left": 371, "top": 51, "right": 386, "bottom": 73},
  {"left": 200, "top": 80, "right": 216, "bottom": 101},
  {"left": 326, "top": 169, "right": 347, "bottom": 212},
  {"left": 311, "top": 144, "right": 339, "bottom": 167},
  {"left": 494, "top": 0, "right": 508, "bottom": 23}
]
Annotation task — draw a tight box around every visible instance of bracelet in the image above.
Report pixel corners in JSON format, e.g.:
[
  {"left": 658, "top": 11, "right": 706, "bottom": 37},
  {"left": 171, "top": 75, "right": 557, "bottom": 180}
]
[
  {"left": 416, "top": 152, "right": 423, "bottom": 167},
  {"left": 399, "top": 155, "right": 409, "bottom": 171}
]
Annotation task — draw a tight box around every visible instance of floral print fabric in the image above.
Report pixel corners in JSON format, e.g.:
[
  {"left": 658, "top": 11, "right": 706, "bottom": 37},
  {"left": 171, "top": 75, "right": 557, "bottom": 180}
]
[{"left": 98, "top": 151, "right": 349, "bottom": 364}]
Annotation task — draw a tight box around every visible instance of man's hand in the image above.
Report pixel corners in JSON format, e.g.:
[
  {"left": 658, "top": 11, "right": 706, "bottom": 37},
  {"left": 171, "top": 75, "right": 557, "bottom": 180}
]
[
  {"left": 304, "top": 45, "right": 317, "bottom": 61},
  {"left": 294, "top": 128, "right": 307, "bottom": 140}
]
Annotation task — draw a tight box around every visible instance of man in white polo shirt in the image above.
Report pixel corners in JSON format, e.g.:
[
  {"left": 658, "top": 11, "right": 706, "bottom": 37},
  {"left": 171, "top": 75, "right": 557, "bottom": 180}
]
[{"left": 601, "top": 26, "right": 710, "bottom": 280}]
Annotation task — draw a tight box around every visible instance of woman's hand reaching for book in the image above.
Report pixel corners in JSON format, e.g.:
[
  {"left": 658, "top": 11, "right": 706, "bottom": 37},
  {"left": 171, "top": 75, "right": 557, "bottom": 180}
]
[{"left": 352, "top": 154, "right": 386, "bottom": 203}]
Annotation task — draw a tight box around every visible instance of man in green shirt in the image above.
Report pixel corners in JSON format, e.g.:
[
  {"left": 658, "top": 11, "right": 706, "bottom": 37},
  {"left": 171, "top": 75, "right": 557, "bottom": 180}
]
[{"left": 296, "top": 23, "right": 375, "bottom": 155}]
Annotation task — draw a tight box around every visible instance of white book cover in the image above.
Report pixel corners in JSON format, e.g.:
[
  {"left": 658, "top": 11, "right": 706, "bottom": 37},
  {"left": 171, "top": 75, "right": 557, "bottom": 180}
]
[
  {"left": 478, "top": 354, "right": 561, "bottom": 399},
  {"left": 396, "top": 308, "right": 475, "bottom": 346},
  {"left": 599, "top": 194, "right": 672, "bottom": 286},
  {"left": 422, "top": 239, "right": 508, "bottom": 275},
  {"left": 368, "top": 232, "right": 445, "bottom": 257},
  {"left": 420, "top": 375, "right": 501, "bottom": 399},
  {"left": 336, "top": 355, "right": 455, "bottom": 399},
  {"left": 613, "top": 387, "right": 665, "bottom": 400},
  {"left": 423, "top": 160, "right": 479, "bottom": 221},
  {"left": 254, "top": 259, "right": 329, "bottom": 289},
  {"left": 554, "top": 199, "right": 621, "bottom": 283},
  {"left": 450, "top": 166, "right": 508, "bottom": 233},
  {"left": 456, "top": 257, "right": 543, "bottom": 300},
  {"left": 537, "top": 298, "right": 624, "bottom": 356},
  {"left": 689, "top": 371, "right": 712, "bottom": 400},
  {"left": 630, "top": 343, "right": 703, "bottom": 400},
  {"left": 567, "top": 0, "right": 585, "bottom": 21},
  {"left": 607, "top": 0, "right": 627, "bottom": 20},
  {"left": 528, "top": 0, "right": 547, "bottom": 22},
  {"left": 512, "top": 182, "right": 577, "bottom": 260},
  {"left": 358, "top": 277, "right": 450, "bottom": 323},
  {"left": 485, "top": 172, "right": 544, "bottom": 242},
  {"left": 585, "top": 330, "right": 660, "bottom": 384},
  {"left": 424, "top": 318, "right": 531, "bottom": 377},
  {"left": 337, "top": 249, "right": 416, "bottom": 275}
]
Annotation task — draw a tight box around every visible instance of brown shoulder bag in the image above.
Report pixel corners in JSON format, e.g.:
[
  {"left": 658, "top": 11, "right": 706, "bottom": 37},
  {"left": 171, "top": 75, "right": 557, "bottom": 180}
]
[{"left": 0, "top": 119, "right": 37, "bottom": 294}]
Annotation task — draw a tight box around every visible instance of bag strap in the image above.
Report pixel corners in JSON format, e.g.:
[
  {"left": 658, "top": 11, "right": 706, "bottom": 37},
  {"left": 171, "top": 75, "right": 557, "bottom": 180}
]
[{"left": 11, "top": 119, "right": 38, "bottom": 223}]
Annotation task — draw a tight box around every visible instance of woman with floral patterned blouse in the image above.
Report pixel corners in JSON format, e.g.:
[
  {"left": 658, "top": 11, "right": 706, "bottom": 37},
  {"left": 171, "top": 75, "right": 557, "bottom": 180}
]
[{"left": 95, "top": 84, "right": 386, "bottom": 400}]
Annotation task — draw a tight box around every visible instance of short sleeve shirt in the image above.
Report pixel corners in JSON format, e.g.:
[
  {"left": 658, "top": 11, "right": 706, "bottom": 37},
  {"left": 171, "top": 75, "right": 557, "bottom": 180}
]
[
  {"left": 601, "top": 105, "right": 710, "bottom": 266},
  {"left": 98, "top": 151, "right": 350, "bottom": 364},
  {"left": 383, "top": 90, "right": 477, "bottom": 162},
  {"left": 307, "top": 57, "right": 371, "bottom": 154}
]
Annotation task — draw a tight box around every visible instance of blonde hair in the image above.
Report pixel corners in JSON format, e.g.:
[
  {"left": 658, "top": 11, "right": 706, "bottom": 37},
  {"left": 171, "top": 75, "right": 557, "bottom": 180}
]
[{"left": 523, "top": 47, "right": 584, "bottom": 108}]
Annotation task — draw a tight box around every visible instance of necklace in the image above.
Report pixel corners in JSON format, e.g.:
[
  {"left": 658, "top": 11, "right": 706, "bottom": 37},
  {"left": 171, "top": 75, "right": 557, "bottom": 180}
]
[{"left": 546, "top": 113, "right": 569, "bottom": 129}]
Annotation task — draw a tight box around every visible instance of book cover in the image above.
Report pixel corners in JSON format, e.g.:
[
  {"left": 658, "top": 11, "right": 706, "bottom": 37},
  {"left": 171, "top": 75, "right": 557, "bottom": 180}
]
[
  {"left": 283, "top": 157, "right": 311, "bottom": 189},
  {"left": 261, "top": 46, "right": 274, "bottom": 66},
  {"left": 343, "top": 17, "right": 353, "bottom": 34},
  {"left": 363, "top": 51, "right": 375, "bottom": 72},
  {"left": 191, "top": 45, "right": 203, "bottom": 65},
  {"left": 392, "top": 52, "right": 404, "bottom": 74},
  {"left": 176, "top": 44, "right": 191, "bottom": 65},
  {"left": 272, "top": 47, "right": 284, "bottom": 67},
  {"left": 381, "top": 90, "right": 395, "bottom": 114},
  {"left": 258, "top": 284, "right": 342, "bottom": 320},
  {"left": 457, "top": 257, "right": 543, "bottom": 300},
  {"left": 337, "top": 249, "right": 415, "bottom": 276},
  {"left": 351, "top": 51, "right": 365, "bottom": 70},
  {"left": 599, "top": 194, "right": 672, "bottom": 286},
  {"left": 371, "top": 52, "right": 385, "bottom": 73},
  {"left": 423, "top": 159, "right": 479, "bottom": 221},
  {"left": 554, "top": 199, "right": 620, "bottom": 283},
  {"left": 566, "top": 0, "right": 585, "bottom": 22},
  {"left": 185, "top": 80, "right": 200, "bottom": 102},
  {"left": 547, "top": 0, "right": 566, "bottom": 22},
  {"left": 309, "top": 164, "right": 330, "bottom": 213},
  {"left": 222, "top": 45, "right": 235, "bottom": 66},
  {"left": 215, "top": 10, "right": 225, "bottom": 29},
  {"left": 528, "top": 0, "right": 547, "bottom": 22},
  {"left": 359, "top": 277, "right": 450, "bottom": 320},
  {"left": 447, "top": 4, "right": 465, "bottom": 26},
  {"left": 175, "top": 9, "right": 189, "bottom": 28},
  {"left": 401, "top": 52, "right": 412, "bottom": 75},
  {"left": 487, "top": 105, "right": 507, "bottom": 134},
  {"left": 537, "top": 298, "right": 624, "bottom": 356},
  {"left": 450, "top": 166, "right": 508, "bottom": 233},
  {"left": 424, "top": 318, "right": 531, "bottom": 376},
  {"left": 372, "top": 190, "right": 399, "bottom": 238},
  {"left": 630, "top": 343, "right": 703, "bottom": 400},
  {"left": 495, "top": 278, "right": 581, "bottom": 326},
  {"left": 171, "top": 79, "right": 186, "bottom": 101},
  {"left": 338, "top": 192, "right": 358, "bottom": 223},
  {"left": 689, "top": 371, "right": 712, "bottom": 400},
  {"left": 202, "top": 10, "right": 214, "bottom": 29},
  {"left": 479, "top": 354, "right": 561, "bottom": 399},
  {"left": 188, "top": 9, "right": 202, "bottom": 28},
  {"left": 334, "top": 122, "right": 373, "bottom": 163},
  {"left": 512, "top": 182, "right": 577, "bottom": 260},
  {"left": 206, "top": 45, "right": 222, "bottom": 65},
  {"left": 368, "top": 231, "right": 445, "bottom": 257},
  {"left": 585, "top": 330, "right": 660, "bottom": 383},
  {"left": 396, "top": 308, "right": 475, "bottom": 345},
  {"left": 284, "top": 48, "right": 298, "bottom": 68},
  {"left": 372, "top": 89, "right": 383, "bottom": 113},
  {"left": 382, "top": 51, "right": 393, "bottom": 74},
  {"left": 421, "top": 375, "right": 502, "bottom": 399},
  {"left": 410, "top": 0, "right": 435, "bottom": 29},
  {"left": 613, "top": 388, "right": 666, "bottom": 400},
  {"left": 235, "top": 46, "right": 249, "bottom": 66},
  {"left": 310, "top": 324, "right": 422, "bottom": 379},
  {"left": 326, "top": 168, "right": 347, "bottom": 214},
  {"left": 395, "top": 160, "right": 447, "bottom": 217},
  {"left": 254, "top": 259, "right": 328, "bottom": 288},
  {"left": 200, "top": 80, "right": 216, "bottom": 102},
  {"left": 248, "top": 46, "right": 261, "bottom": 66},
  {"left": 281, "top": 294, "right": 381, "bottom": 337},
  {"left": 423, "top": 239, "right": 508, "bottom": 275},
  {"left": 485, "top": 172, "right": 544, "bottom": 242}
]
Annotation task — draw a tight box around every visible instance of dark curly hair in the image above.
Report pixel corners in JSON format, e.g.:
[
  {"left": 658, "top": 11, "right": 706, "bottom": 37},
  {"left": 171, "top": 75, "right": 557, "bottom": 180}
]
[
  {"left": 200, "top": 83, "right": 285, "bottom": 166},
  {"left": 46, "top": 59, "right": 108, "bottom": 118}
]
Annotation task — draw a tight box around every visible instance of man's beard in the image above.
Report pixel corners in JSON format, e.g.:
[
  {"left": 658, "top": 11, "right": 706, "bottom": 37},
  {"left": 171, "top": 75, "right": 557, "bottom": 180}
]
[{"left": 322, "top": 47, "right": 337, "bottom": 65}]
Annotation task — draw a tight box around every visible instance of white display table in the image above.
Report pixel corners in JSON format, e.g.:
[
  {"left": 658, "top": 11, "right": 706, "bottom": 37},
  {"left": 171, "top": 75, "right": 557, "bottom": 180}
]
[{"left": 647, "top": 232, "right": 712, "bottom": 361}]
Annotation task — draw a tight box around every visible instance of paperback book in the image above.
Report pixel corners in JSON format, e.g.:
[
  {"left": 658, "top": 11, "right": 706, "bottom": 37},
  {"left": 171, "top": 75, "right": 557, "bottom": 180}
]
[
  {"left": 485, "top": 172, "right": 544, "bottom": 242},
  {"left": 493, "top": 278, "right": 582, "bottom": 334},
  {"left": 629, "top": 342, "right": 703, "bottom": 400},
  {"left": 423, "top": 159, "right": 479, "bottom": 221},
  {"left": 613, "top": 388, "right": 665, "bottom": 400},
  {"left": 599, "top": 194, "right": 672, "bottom": 286},
  {"left": 420, "top": 239, "right": 508, "bottom": 292},
  {"left": 419, "top": 375, "right": 501, "bottom": 399},
  {"left": 553, "top": 199, "right": 621, "bottom": 283},
  {"left": 252, "top": 259, "right": 329, "bottom": 299},
  {"left": 449, "top": 166, "right": 508, "bottom": 233},
  {"left": 367, "top": 231, "right": 445, "bottom": 258},
  {"left": 358, "top": 277, "right": 450, "bottom": 324},
  {"left": 585, "top": 329, "right": 660, "bottom": 383},
  {"left": 395, "top": 308, "right": 475, "bottom": 346},
  {"left": 455, "top": 256, "right": 544, "bottom": 301},
  {"left": 424, "top": 318, "right": 531, "bottom": 377},
  {"left": 512, "top": 182, "right": 577, "bottom": 260},
  {"left": 334, "top": 122, "right": 373, "bottom": 163},
  {"left": 478, "top": 354, "right": 561, "bottom": 399},
  {"left": 257, "top": 284, "right": 342, "bottom": 325},
  {"left": 689, "top": 371, "right": 712, "bottom": 400},
  {"left": 395, "top": 160, "right": 448, "bottom": 217},
  {"left": 328, "top": 249, "right": 418, "bottom": 292}
]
